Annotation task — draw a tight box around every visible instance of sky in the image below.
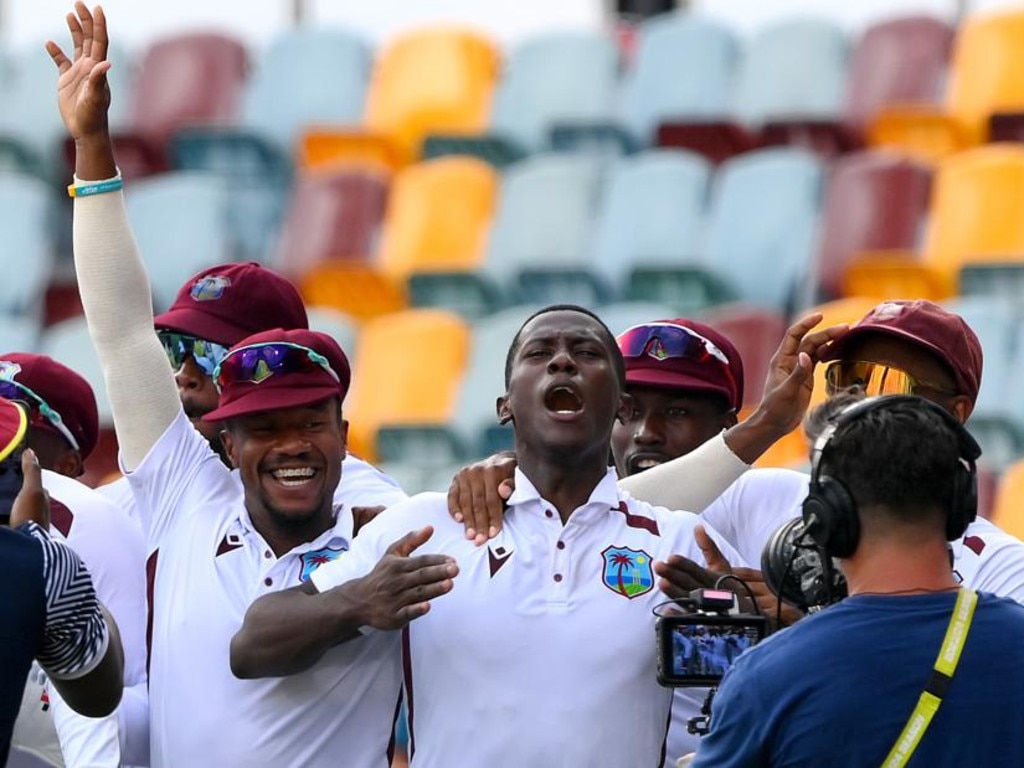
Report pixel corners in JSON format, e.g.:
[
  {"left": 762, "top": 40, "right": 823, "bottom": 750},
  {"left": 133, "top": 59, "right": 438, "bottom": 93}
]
[{"left": 2, "top": 0, "right": 1002, "bottom": 54}]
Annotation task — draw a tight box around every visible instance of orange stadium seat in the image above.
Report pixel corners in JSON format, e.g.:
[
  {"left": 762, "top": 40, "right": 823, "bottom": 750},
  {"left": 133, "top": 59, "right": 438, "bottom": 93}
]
[
  {"left": 298, "top": 263, "right": 407, "bottom": 323},
  {"left": 988, "top": 458, "right": 1024, "bottom": 540},
  {"left": 376, "top": 156, "right": 498, "bottom": 280},
  {"left": 298, "top": 28, "right": 500, "bottom": 169},
  {"left": 344, "top": 309, "right": 470, "bottom": 462},
  {"left": 868, "top": 9, "right": 1024, "bottom": 161},
  {"left": 270, "top": 166, "right": 390, "bottom": 280}
]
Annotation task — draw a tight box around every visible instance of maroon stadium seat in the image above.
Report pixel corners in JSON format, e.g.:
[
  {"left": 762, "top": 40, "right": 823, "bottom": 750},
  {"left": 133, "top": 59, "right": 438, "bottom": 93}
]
[
  {"left": 814, "top": 151, "right": 932, "bottom": 301},
  {"left": 270, "top": 166, "right": 390, "bottom": 280}
]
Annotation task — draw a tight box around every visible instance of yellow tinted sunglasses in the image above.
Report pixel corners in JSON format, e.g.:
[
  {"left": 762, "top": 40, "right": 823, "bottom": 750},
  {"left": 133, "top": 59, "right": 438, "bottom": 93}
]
[{"left": 824, "top": 361, "right": 958, "bottom": 398}]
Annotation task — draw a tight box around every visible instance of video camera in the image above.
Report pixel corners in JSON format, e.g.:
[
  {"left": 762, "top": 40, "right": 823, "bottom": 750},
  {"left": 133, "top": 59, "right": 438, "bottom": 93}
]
[{"left": 655, "top": 588, "right": 767, "bottom": 688}]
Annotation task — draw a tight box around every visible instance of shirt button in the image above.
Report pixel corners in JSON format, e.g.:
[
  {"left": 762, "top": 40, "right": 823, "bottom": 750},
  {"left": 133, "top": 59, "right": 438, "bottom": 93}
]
[
  {"left": 264, "top": 550, "right": 272, "bottom": 559},
  {"left": 556, "top": 541, "right": 565, "bottom": 550},
  {"left": 545, "top": 510, "right": 554, "bottom": 519},
  {"left": 553, "top": 574, "right": 563, "bottom": 583},
  {"left": 264, "top": 577, "right": 273, "bottom": 587}
]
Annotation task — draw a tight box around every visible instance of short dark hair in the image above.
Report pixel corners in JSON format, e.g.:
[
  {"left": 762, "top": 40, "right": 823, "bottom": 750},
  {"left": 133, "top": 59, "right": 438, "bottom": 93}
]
[
  {"left": 819, "top": 398, "right": 963, "bottom": 523},
  {"left": 503, "top": 304, "right": 625, "bottom": 389}
]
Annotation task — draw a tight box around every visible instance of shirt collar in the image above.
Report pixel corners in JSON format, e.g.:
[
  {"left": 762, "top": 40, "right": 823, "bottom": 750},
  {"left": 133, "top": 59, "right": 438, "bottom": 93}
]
[
  {"left": 233, "top": 502, "right": 351, "bottom": 554},
  {"left": 507, "top": 466, "right": 621, "bottom": 514}
]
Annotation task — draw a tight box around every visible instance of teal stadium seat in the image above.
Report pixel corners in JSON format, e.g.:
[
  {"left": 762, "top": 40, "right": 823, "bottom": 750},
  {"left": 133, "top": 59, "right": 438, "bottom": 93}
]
[
  {"left": 483, "top": 153, "right": 605, "bottom": 307},
  {"left": 620, "top": 14, "right": 740, "bottom": 147},
  {"left": 589, "top": 149, "right": 718, "bottom": 312},
  {"left": 124, "top": 172, "right": 231, "bottom": 311},
  {"left": 306, "top": 306, "right": 359, "bottom": 358},
  {"left": 702, "top": 147, "right": 824, "bottom": 312},
  {"left": 0, "top": 173, "right": 54, "bottom": 323}
]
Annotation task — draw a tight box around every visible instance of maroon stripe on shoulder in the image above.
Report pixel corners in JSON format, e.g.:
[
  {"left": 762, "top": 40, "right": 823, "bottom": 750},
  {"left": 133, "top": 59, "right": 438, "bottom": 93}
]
[
  {"left": 402, "top": 627, "right": 415, "bottom": 761},
  {"left": 963, "top": 535, "right": 986, "bottom": 556},
  {"left": 615, "top": 501, "right": 660, "bottom": 536},
  {"left": 50, "top": 499, "right": 74, "bottom": 538}
]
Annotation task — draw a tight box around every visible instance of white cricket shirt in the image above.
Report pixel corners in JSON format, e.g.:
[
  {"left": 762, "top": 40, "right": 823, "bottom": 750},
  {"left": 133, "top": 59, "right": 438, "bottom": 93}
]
[
  {"left": 128, "top": 411, "right": 406, "bottom": 768},
  {"left": 312, "top": 467, "right": 744, "bottom": 768}
]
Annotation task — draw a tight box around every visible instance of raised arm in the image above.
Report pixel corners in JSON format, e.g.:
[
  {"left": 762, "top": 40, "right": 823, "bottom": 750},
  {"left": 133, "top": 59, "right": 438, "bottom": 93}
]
[
  {"left": 48, "top": 3, "right": 180, "bottom": 470},
  {"left": 231, "top": 527, "right": 458, "bottom": 678}
]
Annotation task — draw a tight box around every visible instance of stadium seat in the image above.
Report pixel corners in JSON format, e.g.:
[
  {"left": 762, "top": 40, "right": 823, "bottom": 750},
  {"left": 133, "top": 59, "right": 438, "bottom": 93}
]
[
  {"left": 591, "top": 150, "right": 712, "bottom": 304},
  {"left": 302, "top": 28, "right": 500, "bottom": 168},
  {"left": 0, "top": 312, "right": 42, "bottom": 356},
  {"left": 869, "top": 9, "right": 1024, "bottom": 160},
  {"left": 989, "top": 458, "right": 1024, "bottom": 539},
  {"left": 124, "top": 172, "right": 232, "bottom": 311},
  {"left": 698, "top": 303, "right": 788, "bottom": 407},
  {"left": 622, "top": 14, "right": 739, "bottom": 149},
  {"left": 814, "top": 151, "right": 933, "bottom": 302},
  {"left": 0, "top": 173, "right": 55, "bottom": 321},
  {"left": 345, "top": 308, "right": 470, "bottom": 463},
  {"left": 241, "top": 27, "right": 371, "bottom": 153},
  {"left": 377, "top": 156, "right": 498, "bottom": 280},
  {"left": 483, "top": 153, "right": 606, "bottom": 307},
  {"left": 760, "top": 15, "right": 952, "bottom": 158},
  {"left": 270, "top": 166, "right": 390, "bottom": 279},
  {"left": 298, "top": 263, "right": 406, "bottom": 322},
  {"left": 657, "top": 18, "right": 847, "bottom": 164},
  {"left": 598, "top": 301, "right": 683, "bottom": 337},
  {"left": 804, "top": 296, "right": 881, "bottom": 409},
  {"left": 701, "top": 148, "right": 824, "bottom": 313},
  {"left": 306, "top": 306, "right": 359, "bottom": 357}
]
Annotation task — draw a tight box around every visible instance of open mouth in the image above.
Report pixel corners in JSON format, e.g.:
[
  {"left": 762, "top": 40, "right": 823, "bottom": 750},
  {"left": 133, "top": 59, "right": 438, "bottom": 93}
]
[
  {"left": 628, "top": 454, "right": 667, "bottom": 474},
  {"left": 270, "top": 467, "right": 318, "bottom": 488},
  {"left": 544, "top": 385, "right": 583, "bottom": 415}
]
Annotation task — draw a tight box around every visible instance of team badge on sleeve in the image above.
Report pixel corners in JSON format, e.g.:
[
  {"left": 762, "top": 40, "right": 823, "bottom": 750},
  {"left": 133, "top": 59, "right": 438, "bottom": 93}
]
[
  {"left": 601, "top": 546, "right": 654, "bottom": 599},
  {"left": 299, "top": 546, "right": 347, "bottom": 582}
]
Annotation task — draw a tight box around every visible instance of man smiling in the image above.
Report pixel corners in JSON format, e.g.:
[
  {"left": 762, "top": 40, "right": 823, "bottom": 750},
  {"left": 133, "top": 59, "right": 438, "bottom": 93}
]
[{"left": 230, "top": 305, "right": 743, "bottom": 767}]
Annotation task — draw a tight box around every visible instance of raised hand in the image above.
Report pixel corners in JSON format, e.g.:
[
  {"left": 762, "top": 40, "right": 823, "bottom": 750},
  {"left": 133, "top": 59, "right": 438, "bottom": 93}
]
[
  {"left": 9, "top": 449, "right": 51, "bottom": 530},
  {"left": 46, "top": 2, "right": 112, "bottom": 141},
  {"left": 446, "top": 451, "right": 517, "bottom": 545},
  {"left": 347, "top": 526, "right": 459, "bottom": 630}
]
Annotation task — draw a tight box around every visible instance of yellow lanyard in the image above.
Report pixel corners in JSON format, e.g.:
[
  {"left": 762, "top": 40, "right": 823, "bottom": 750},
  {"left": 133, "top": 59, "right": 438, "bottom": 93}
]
[{"left": 881, "top": 588, "right": 978, "bottom": 768}]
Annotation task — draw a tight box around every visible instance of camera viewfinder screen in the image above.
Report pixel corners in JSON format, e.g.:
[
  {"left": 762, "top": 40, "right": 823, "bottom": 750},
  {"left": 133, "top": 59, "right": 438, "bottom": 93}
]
[{"left": 670, "top": 623, "right": 761, "bottom": 679}]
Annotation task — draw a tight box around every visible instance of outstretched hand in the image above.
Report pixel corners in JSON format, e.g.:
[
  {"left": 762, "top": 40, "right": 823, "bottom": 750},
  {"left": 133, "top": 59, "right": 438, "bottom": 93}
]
[
  {"left": 46, "top": 2, "right": 112, "bottom": 141},
  {"left": 9, "top": 449, "right": 51, "bottom": 530},
  {"left": 349, "top": 526, "right": 459, "bottom": 631},
  {"left": 654, "top": 525, "right": 732, "bottom": 598}
]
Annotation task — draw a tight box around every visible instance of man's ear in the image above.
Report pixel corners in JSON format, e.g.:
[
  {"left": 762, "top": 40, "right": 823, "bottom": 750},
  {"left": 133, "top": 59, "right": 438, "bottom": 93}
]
[
  {"left": 496, "top": 395, "right": 513, "bottom": 425},
  {"left": 220, "top": 429, "right": 239, "bottom": 469},
  {"left": 722, "top": 408, "right": 739, "bottom": 430},
  {"left": 616, "top": 392, "right": 634, "bottom": 425},
  {"left": 339, "top": 418, "right": 350, "bottom": 457},
  {"left": 950, "top": 396, "right": 973, "bottom": 425}
]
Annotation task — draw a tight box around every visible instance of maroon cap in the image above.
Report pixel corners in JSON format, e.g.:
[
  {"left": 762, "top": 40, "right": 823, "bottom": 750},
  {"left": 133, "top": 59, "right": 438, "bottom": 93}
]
[
  {"left": 0, "top": 353, "right": 99, "bottom": 459},
  {"left": 154, "top": 262, "right": 309, "bottom": 346},
  {"left": 819, "top": 300, "right": 983, "bottom": 405},
  {"left": 0, "top": 398, "right": 27, "bottom": 462},
  {"left": 618, "top": 319, "right": 745, "bottom": 410},
  {"left": 202, "top": 328, "right": 351, "bottom": 422}
]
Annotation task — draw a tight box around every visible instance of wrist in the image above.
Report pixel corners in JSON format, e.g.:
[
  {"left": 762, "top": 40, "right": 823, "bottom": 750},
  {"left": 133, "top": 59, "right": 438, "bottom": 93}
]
[
  {"left": 324, "top": 578, "right": 372, "bottom": 634},
  {"left": 73, "top": 130, "right": 118, "bottom": 181},
  {"left": 724, "top": 409, "right": 793, "bottom": 465}
]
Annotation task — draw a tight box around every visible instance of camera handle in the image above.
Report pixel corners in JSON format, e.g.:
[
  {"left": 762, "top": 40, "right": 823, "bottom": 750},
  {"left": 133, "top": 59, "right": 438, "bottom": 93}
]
[{"left": 686, "top": 687, "right": 717, "bottom": 736}]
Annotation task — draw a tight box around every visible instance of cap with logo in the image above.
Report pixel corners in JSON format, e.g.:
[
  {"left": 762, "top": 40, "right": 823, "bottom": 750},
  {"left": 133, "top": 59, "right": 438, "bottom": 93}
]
[
  {"left": 154, "top": 262, "right": 309, "bottom": 347},
  {"left": 202, "top": 328, "right": 352, "bottom": 422},
  {"left": 0, "top": 354, "right": 100, "bottom": 459},
  {"left": 617, "top": 319, "right": 745, "bottom": 410},
  {"left": 0, "top": 398, "right": 27, "bottom": 462},
  {"left": 819, "top": 300, "right": 983, "bottom": 405}
]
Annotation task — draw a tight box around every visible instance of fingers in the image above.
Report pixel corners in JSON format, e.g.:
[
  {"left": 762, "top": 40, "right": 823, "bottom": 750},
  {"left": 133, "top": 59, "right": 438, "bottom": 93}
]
[
  {"left": 92, "top": 5, "right": 109, "bottom": 62},
  {"left": 77, "top": 2, "right": 94, "bottom": 59},
  {"left": 773, "top": 313, "right": 822, "bottom": 360},
  {"left": 9, "top": 450, "right": 50, "bottom": 530},
  {"left": 482, "top": 478, "right": 504, "bottom": 542},
  {"left": 46, "top": 40, "right": 73, "bottom": 74},
  {"left": 67, "top": 11, "right": 84, "bottom": 60},
  {"left": 797, "top": 324, "right": 849, "bottom": 363},
  {"left": 654, "top": 555, "right": 716, "bottom": 598},
  {"left": 384, "top": 526, "right": 434, "bottom": 557},
  {"left": 694, "top": 525, "right": 732, "bottom": 574},
  {"left": 498, "top": 478, "right": 514, "bottom": 500}
]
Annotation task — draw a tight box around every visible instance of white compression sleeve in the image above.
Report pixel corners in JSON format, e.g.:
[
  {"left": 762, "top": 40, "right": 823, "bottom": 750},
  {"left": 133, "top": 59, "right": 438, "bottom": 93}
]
[
  {"left": 618, "top": 431, "right": 749, "bottom": 513},
  {"left": 73, "top": 184, "right": 182, "bottom": 470}
]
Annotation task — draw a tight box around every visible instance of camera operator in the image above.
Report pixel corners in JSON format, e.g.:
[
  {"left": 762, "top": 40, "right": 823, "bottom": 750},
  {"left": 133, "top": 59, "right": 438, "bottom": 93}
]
[
  {"left": 692, "top": 395, "right": 1024, "bottom": 766},
  {"left": 0, "top": 398, "right": 124, "bottom": 765}
]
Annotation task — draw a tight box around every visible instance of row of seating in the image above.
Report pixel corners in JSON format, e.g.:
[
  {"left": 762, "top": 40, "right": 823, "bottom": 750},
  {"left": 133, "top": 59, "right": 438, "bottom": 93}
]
[{"left": 0, "top": 9, "right": 971, "bottom": 185}]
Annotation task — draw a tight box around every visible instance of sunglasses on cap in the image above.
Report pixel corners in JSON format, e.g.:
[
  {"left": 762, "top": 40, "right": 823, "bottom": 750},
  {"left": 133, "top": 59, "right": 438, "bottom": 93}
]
[
  {"left": 824, "top": 361, "right": 959, "bottom": 398},
  {"left": 212, "top": 342, "right": 340, "bottom": 393},
  {"left": 0, "top": 380, "right": 80, "bottom": 451},
  {"left": 158, "top": 331, "right": 231, "bottom": 377}
]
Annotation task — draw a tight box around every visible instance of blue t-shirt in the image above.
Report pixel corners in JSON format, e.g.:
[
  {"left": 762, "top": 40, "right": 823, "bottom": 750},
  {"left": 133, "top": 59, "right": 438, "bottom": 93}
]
[{"left": 692, "top": 591, "right": 1024, "bottom": 767}]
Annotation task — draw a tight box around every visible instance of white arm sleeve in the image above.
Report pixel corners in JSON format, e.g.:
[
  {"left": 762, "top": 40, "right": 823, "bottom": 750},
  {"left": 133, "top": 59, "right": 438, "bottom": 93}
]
[
  {"left": 619, "top": 432, "right": 749, "bottom": 513},
  {"left": 72, "top": 183, "right": 182, "bottom": 470}
]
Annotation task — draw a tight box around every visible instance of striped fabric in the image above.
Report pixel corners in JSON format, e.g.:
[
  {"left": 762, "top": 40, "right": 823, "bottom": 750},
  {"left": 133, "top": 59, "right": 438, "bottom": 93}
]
[{"left": 24, "top": 522, "right": 109, "bottom": 679}]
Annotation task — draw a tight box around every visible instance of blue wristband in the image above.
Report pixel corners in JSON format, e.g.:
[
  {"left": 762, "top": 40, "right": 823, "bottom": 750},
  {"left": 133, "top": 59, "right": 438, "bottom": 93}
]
[{"left": 67, "top": 178, "right": 124, "bottom": 198}]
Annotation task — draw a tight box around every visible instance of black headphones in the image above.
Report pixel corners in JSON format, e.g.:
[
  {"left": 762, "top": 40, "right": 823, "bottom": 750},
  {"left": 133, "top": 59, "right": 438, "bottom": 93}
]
[{"left": 802, "top": 395, "right": 981, "bottom": 559}]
